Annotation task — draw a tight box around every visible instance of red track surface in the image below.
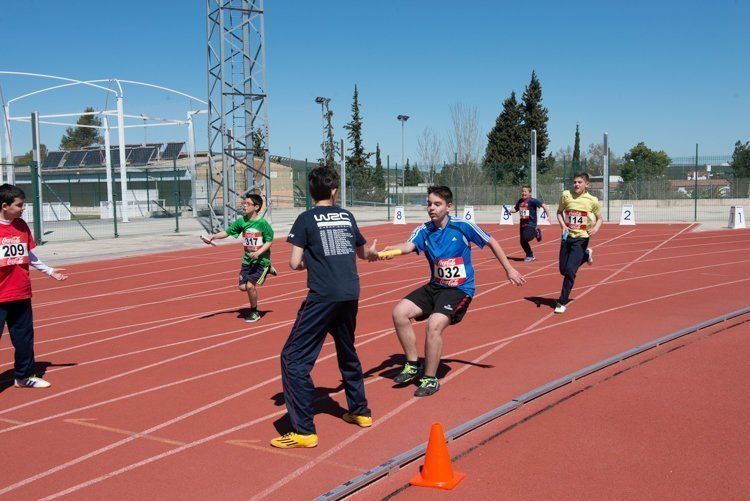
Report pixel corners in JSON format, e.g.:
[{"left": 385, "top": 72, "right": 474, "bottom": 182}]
[{"left": 0, "top": 223, "right": 748, "bottom": 499}]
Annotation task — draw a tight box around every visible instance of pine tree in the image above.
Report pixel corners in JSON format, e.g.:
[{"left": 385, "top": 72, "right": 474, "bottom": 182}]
[
  {"left": 17, "top": 144, "right": 48, "bottom": 165},
  {"left": 522, "top": 71, "right": 550, "bottom": 170},
  {"left": 60, "top": 107, "right": 104, "bottom": 149},
  {"left": 343, "top": 85, "right": 371, "bottom": 196},
  {"left": 483, "top": 91, "right": 526, "bottom": 183}
]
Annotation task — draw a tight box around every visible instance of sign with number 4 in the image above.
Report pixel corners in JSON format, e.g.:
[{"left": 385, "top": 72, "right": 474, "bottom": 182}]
[{"left": 619, "top": 204, "right": 635, "bottom": 226}]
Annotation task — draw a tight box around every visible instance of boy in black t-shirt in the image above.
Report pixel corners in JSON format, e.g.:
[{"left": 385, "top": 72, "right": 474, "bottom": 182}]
[
  {"left": 271, "top": 167, "right": 379, "bottom": 449},
  {"left": 507, "top": 185, "right": 550, "bottom": 261}
]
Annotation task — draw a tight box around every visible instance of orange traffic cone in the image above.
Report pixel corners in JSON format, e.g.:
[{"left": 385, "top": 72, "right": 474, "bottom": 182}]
[{"left": 410, "top": 422, "right": 466, "bottom": 490}]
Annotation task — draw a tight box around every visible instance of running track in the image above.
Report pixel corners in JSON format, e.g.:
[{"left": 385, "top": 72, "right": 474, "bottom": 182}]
[{"left": 0, "top": 223, "right": 748, "bottom": 499}]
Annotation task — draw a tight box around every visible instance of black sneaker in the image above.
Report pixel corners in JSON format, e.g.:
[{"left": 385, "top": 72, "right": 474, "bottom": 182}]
[
  {"left": 414, "top": 376, "right": 440, "bottom": 397},
  {"left": 393, "top": 361, "right": 421, "bottom": 384},
  {"left": 536, "top": 227, "right": 542, "bottom": 242}
]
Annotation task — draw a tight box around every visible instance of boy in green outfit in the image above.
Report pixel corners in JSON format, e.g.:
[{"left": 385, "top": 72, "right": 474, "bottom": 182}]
[{"left": 205, "top": 194, "right": 276, "bottom": 322}]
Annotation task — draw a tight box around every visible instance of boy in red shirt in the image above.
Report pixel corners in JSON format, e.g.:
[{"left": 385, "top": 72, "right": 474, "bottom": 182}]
[{"left": 0, "top": 184, "right": 67, "bottom": 388}]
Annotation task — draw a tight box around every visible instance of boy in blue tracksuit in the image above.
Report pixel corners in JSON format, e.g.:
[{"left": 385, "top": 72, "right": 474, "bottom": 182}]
[
  {"left": 383, "top": 186, "right": 525, "bottom": 397},
  {"left": 271, "top": 167, "right": 379, "bottom": 449}
]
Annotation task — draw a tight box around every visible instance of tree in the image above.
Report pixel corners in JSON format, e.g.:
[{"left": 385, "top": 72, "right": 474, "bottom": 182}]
[
  {"left": 371, "top": 143, "right": 386, "bottom": 201},
  {"left": 251, "top": 128, "right": 266, "bottom": 159},
  {"left": 409, "top": 162, "right": 424, "bottom": 185},
  {"left": 403, "top": 159, "right": 412, "bottom": 186},
  {"left": 60, "top": 107, "right": 103, "bottom": 149},
  {"left": 572, "top": 123, "right": 581, "bottom": 163},
  {"left": 445, "top": 103, "right": 486, "bottom": 199},
  {"left": 521, "top": 71, "right": 550, "bottom": 171},
  {"left": 730, "top": 140, "right": 750, "bottom": 178},
  {"left": 417, "top": 127, "right": 442, "bottom": 185},
  {"left": 621, "top": 142, "right": 671, "bottom": 182},
  {"left": 343, "top": 85, "right": 371, "bottom": 194},
  {"left": 483, "top": 91, "right": 526, "bottom": 184},
  {"left": 17, "top": 144, "right": 48, "bottom": 165}
]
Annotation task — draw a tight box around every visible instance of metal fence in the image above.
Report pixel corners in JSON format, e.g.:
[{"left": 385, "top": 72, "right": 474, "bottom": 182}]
[{"left": 3, "top": 151, "right": 747, "bottom": 244}]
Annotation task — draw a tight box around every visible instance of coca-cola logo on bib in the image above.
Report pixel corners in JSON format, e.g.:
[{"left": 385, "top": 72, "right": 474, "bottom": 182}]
[
  {"left": 6, "top": 257, "right": 25, "bottom": 265},
  {"left": 2, "top": 236, "right": 21, "bottom": 245}
]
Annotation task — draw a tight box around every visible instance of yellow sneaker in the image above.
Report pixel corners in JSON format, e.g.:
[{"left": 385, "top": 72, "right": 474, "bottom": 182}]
[
  {"left": 342, "top": 413, "right": 373, "bottom": 428},
  {"left": 270, "top": 432, "right": 318, "bottom": 448}
]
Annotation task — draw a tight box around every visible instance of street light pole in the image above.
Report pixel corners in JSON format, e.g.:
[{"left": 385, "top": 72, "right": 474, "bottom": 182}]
[
  {"left": 315, "top": 96, "right": 331, "bottom": 166},
  {"left": 397, "top": 114, "right": 409, "bottom": 205}
]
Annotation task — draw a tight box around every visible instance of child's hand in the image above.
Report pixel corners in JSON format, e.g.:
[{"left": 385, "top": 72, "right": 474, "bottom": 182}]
[
  {"left": 506, "top": 267, "right": 525, "bottom": 286},
  {"left": 51, "top": 269, "right": 68, "bottom": 281},
  {"left": 248, "top": 251, "right": 262, "bottom": 260}
]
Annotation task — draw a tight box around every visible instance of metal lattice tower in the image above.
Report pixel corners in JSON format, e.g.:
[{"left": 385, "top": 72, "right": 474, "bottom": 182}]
[{"left": 206, "top": 0, "right": 270, "bottom": 230}]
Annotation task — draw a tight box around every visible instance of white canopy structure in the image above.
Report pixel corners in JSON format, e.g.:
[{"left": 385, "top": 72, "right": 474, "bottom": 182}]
[{"left": 0, "top": 71, "right": 207, "bottom": 223}]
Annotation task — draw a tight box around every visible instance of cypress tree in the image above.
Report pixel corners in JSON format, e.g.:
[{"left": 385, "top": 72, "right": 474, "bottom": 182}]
[
  {"left": 371, "top": 143, "right": 386, "bottom": 201},
  {"left": 343, "top": 85, "right": 371, "bottom": 194},
  {"left": 572, "top": 123, "right": 581, "bottom": 163}
]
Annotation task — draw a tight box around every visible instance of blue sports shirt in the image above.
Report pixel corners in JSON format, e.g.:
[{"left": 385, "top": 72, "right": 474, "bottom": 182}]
[{"left": 408, "top": 216, "right": 491, "bottom": 297}]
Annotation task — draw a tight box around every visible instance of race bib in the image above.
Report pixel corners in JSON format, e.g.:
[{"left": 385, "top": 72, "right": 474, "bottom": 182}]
[
  {"left": 519, "top": 208, "right": 530, "bottom": 219},
  {"left": 433, "top": 257, "right": 467, "bottom": 287},
  {"left": 565, "top": 210, "right": 588, "bottom": 230},
  {"left": 0, "top": 241, "right": 29, "bottom": 267},
  {"left": 242, "top": 229, "right": 263, "bottom": 251}
]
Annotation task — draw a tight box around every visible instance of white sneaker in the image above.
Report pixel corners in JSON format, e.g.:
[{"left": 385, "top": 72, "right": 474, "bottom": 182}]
[
  {"left": 14, "top": 376, "right": 51, "bottom": 388},
  {"left": 554, "top": 303, "right": 567, "bottom": 314},
  {"left": 586, "top": 248, "right": 594, "bottom": 265}
]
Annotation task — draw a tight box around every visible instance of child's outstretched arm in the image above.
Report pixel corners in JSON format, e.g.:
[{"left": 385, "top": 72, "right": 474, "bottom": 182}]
[
  {"left": 486, "top": 237, "right": 525, "bottom": 286},
  {"left": 381, "top": 241, "right": 416, "bottom": 259},
  {"left": 206, "top": 231, "right": 229, "bottom": 243},
  {"left": 29, "top": 251, "right": 67, "bottom": 281}
]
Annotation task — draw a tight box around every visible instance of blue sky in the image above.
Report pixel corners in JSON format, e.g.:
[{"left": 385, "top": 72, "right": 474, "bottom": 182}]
[{"left": 1, "top": 0, "right": 748, "bottom": 163}]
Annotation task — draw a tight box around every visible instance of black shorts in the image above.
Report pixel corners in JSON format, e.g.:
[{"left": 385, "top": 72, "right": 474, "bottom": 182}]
[
  {"left": 520, "top": 224, "right": 537, "bottom": 242},
  {"left": 404, "top": 283, "right": 472, "bottom": 325},
  {"left": 238, "top": 263, "right": 271, "bottom": 286}
]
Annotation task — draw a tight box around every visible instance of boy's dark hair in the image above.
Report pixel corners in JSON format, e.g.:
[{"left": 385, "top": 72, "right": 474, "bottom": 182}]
[
  {"left": 0, "top": 184, "right": 25, "bottom": 207},
  {"left": 308, "top": 167, "right": 339, "bottom": 202},
  {"left": 427, "top": 185, "right": 453, "bottom": 205},
  {"left": 522, "top": 184, "right": 532, "bottom": 191},
  {"left": 573, "top": 172, "right": 591, "bottom": 182},
  {"left": 246, "top": 193, "right": 263, "bottom": 210}
]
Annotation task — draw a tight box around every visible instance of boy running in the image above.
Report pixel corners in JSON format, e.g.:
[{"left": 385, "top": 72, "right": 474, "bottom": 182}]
[
  {"left": 205, "top": 194, "right": 276, "bottom": 323},
  {"left": 0, "top": 184, "right": 67, "bottom": 388},
  {"left": 555, "top": 172, "right": 602, "bottom": 314},
  {"left": 383, "top": 186, "right": 525, "bottom": 397},
  {"left": 507, "top": 185, "right": 550, "bottom": 261},
  {"left": 271, "top": 167, "right": 379, "bottom": 448}
]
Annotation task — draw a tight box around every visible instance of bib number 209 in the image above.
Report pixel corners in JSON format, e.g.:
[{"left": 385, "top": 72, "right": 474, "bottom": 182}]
[{"left": 2, "top": 243, "right": 26, "bottom": 257}]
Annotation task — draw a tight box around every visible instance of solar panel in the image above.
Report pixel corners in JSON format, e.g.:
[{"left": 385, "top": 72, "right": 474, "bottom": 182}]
[
  {"left": 162, "top": 142, "right": 184, "bottom": 159},
  {"left": 129, "top": 146, "right": 157, "bottom": 165},
  {"left": 82, "top": 150, "right": 104, "bottom": 166},
  {"left": 63, "top": 151, "right": 87, "bottom": 168},
  {"left": 42, "top": 151, "right": 65, "bottom": 169}
]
